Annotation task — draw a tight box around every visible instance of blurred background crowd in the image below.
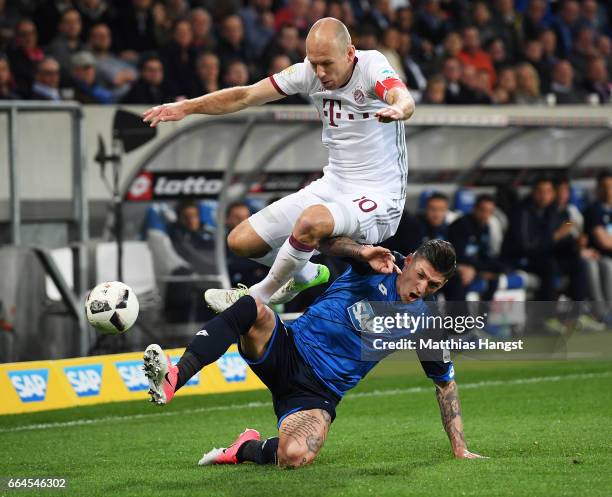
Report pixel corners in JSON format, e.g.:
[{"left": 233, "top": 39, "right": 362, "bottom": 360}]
[{"left": 1, "top": 0, "right": 611, "bottom": 105}]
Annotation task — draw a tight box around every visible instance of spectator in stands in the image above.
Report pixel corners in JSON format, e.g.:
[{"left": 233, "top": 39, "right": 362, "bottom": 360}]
[
  {"left": 194, "top": 51, "right": 219, "bottom": 96},
  {"left": 579, "top": 0, "right": 607, "bottom": 34},
  {"left": 0, "top": 0, "right": 21, "bottom": 52},
  {"left": 425, "top": 30, "right": 462, "bottom": 76},
  {"left": 515, "top": 62, "right": 544, "bottom": 104},
  {"left": 356, "top": 25, "right": 379, "bottom": 51},
  {"left": 382, "top": 193, "right": 450, "bottom": 255},
  {"left": 487, "top": 37, "right": 510, "bottom": 73},
  {"left": 495, "top": 66, "right": 517, "bottom": 104},
  {"left": 569, "top": 27, "right": 598, "bottom": 84},
  {"left": 445, "top": 194, "right": 505, "bottom": 301},
  {"left": 399, "top": 33, "right": 427, "bottom": 94},
  {"left": 422, "top": 74, "right": 446, "bottom": 104},
  {"left": 522, "top": 0, "right": 549, "bottom": 41},
  {"left": 68, "top": 50, "right": 113, "bottom": 103},
  {"left": 442, "top": 57, "right": 469, "bottom": 104},
  {"left": 113, "top": 0, "right": 158, "bottom": 56},
  {"left": 0, "top": 55, "right": 19, "bottom": 99},
  {"left": 274, "top": 0, "right": 310, "bottom": 33},
  {"left": 160, "top": 19, "right": 198, "bottom": 100},
  {"left": 164, "top": 200, "right": 216, "bottom": 323},
  {"left": 239, "top": 0, "right": 275, "bottom": 58},
  {"left": 584, "top": 170, "right": 612, "bottom": 323},
  {"left": 552, "top": 0, "right": 580, "bottom": 58},
  {"left": 47, "top": 9, "right": 85, "bottom": 75},
  {"left": 216, "top": 15, "right": 254, "bottom": 72},
  {"left": 460, "top": 64, "right": 493, "bottom": 104},
  {"left": 222, "top": 59, "right": 250, "bottom": 88},
  {"left": 458, "top": 26, "right": 496, "bottom": 89},
  {"left": 378, "top": 26, "right": 406, "bottom": 82},
  {"left": 415, "top": 0, "right": 450, "bottom": 46},
  {"left": 225, "top": 201, "right": 267, "bottom": 288},
  {"left": 121, "top": 55, "right": 168, "bottom": 104},
  {"left": 492, "top": 0, "right": 522, "bottom": 62},
  {"left": 549, "top": 59, "right": 585, "bottom": 104},
  {"left": 522, "top": 38, "right": 552, "bottom": 94},
  {"left": 76, "top": 0, "right": 115, "bottom": 41},
  {"left": 190, "top": 8, "right": 216, "bottom": 52},
  {"left": 596, "top": 35, "right": 612, "bottom": 79},
  {"left": 471, "top": 1, "right": 497, "bottom": 47},
  {"left": 262, "top": 23, "right": 302, "bottom": 69},
  {"left": 7, "top": 19, "right": 43, "bottom": 92},
  {"left": 88, "top": 23, "right": 136, "bottom": 100},
  {"left": 29, "top": 56, "right": 62, "bottom": 101},
  {"left": 583, "top": 56, "right": 611, "bottom": 104},
  {"left": 502, "top": 177, "right": 586, "bottom": 303},
  {"left": 32, "top": 1, "right": 72, "bottom": 46}
]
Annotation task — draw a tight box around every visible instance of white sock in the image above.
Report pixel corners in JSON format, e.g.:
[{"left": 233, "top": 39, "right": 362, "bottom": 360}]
[
  {"left": 249, "top": 235, "right": 315, "bottom": 303},
  {"left": 252, "top": 248, "right": 318, "bottom": 283}
]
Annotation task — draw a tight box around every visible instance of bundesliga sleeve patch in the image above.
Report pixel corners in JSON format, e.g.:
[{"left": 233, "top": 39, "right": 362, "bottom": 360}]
[{"left": 375, "top": 78, "right": 407, "bottom": 100}]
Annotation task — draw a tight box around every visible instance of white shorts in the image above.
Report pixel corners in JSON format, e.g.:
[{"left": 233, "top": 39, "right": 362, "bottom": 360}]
[{"left": 249, "top": 177, "right": 405, "bottom": 249}]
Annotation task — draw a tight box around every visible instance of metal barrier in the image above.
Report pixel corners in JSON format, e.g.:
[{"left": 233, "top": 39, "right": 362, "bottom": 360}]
[{"left": 1, "top": 101, "right": 89, "bottom": 356}]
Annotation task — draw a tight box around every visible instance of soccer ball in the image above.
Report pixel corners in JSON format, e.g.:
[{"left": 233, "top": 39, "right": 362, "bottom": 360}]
[{"left": 85, "top": 281, "right": 139, "bottom": 334}]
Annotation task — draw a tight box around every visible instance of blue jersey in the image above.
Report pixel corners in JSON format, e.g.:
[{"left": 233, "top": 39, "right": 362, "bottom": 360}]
[{"left": 289, "top": 258, "right": 455, "bottom": 397}]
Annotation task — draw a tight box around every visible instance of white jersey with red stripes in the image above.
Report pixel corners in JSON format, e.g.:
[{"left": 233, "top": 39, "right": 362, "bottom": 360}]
[{"left": 270, "top": 50, "right": 408, "bottom": 199}]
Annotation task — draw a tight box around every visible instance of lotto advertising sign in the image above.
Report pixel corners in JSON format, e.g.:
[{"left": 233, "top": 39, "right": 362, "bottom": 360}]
[
  {"left": 126, "top": 171, "right": 225, "bottom": 201},
  {"left": 0, "top": 346, "right": 263, "bottom": 415}
]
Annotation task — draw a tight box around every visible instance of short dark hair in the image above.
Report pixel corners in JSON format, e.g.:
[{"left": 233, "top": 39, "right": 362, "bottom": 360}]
[
  {"left": 426, "top": 192, "right": 449, "bottom": 205},
  {"left": 226, "top": 201, "right": 250, "bottom": 216},
  {"left": 176, "top": 200, "right": 199, "bottom": 217},
  {"left": 413, "top": 239, "right": 456, "bottom": 280},
  {"left": 475, "top": 193, "right": 495, "bottom": 207},
  {"left": 596, "top": 169, "right": 612, "bottom": 185}
]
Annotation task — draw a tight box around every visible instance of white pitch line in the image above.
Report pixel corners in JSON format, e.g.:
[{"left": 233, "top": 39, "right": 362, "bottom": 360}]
[{"left": 0, "top": 371, "right": 610, "bottom": 434}]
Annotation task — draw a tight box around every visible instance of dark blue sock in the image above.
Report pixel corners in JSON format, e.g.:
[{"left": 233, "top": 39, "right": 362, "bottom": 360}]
[
  {"left": 237, "top": 437, "right": 279, "bottom": 465},
  {"left": 176, "top": 296, "right": 257, "bottom": 390}
]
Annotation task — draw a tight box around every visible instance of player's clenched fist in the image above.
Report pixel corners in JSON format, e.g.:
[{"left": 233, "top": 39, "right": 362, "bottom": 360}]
[{"left": 142, "top": 102, "right": 187, "bottom": 127}]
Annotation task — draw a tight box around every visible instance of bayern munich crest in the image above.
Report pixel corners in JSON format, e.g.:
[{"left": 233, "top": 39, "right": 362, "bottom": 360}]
[{"left": 353, "top": 89, "right": 365, "bottom": 104}]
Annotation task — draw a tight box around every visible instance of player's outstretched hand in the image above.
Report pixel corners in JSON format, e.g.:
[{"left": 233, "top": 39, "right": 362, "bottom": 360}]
[
  {"left": 375, "top": 106, "right": 404, "bottom": 123},
  {"left": 360, "top": 246, "right": 402, "bottom": 274},
  {"left": 142, "top": 102, "right": 187, "bottom": 127},
  {"left": 454, "top": 449, "right": 489, "bottom": 459}
]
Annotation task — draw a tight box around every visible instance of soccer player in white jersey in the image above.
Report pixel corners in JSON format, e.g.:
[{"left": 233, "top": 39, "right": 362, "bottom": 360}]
[{"left": 142, "top": 17, "right": 414, "bottom": 311}]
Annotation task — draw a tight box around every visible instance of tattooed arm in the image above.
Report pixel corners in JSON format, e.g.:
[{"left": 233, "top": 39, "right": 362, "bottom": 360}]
[
  {"left": 434, "top": 379, "right": 486, "bottom": 459},
  {"left": 318, "top": 237, "right": 401, "bottom": 274}
]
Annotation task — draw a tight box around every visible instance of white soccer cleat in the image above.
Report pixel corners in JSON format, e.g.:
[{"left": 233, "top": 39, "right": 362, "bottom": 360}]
[
  {"left": 204, "top": 284, "right": 249, "bottom": 313},
  {"left": 143, "top": 344, "right": 178, "bottom": 405}
]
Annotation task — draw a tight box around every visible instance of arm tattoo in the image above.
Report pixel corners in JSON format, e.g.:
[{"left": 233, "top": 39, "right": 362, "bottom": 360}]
[
  {"left": 435, "top": 380, "right": 467, "bottom": 452},
  {"left": 318, "top": 237, "right": 364, "bottom": 260}
]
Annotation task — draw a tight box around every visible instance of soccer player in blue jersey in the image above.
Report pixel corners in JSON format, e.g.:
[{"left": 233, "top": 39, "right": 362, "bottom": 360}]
[{"left": 143, "top": 239, "right": 486, "bottom": 467}]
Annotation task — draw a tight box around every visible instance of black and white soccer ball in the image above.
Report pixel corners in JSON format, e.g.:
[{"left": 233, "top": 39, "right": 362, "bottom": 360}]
[{"left": 85, "top": 281, "right": 139, "bottom": 334}]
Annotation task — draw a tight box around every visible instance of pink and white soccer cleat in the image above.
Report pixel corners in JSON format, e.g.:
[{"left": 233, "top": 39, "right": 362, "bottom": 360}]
[
  {"left": 198, "top": 429, "right": 261, "bottom": 466},
  {"left": 143, "top": 344, "right": 178, "bottom": 405}
]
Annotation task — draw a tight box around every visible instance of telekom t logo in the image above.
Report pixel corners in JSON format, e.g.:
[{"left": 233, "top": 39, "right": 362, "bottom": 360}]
[{"left": 322, "top": 99, "right": 341, "bottom": 127}]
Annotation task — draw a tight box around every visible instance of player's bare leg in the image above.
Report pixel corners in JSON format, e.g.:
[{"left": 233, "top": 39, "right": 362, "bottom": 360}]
[
  {"left": 205, "top": 208, "right": 332, "bottom": 311},
  {"left": 276, "top": 408, "right": 331, "bottom": 468}
]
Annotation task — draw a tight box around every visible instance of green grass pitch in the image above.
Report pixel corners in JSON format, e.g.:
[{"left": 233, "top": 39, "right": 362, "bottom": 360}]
[{"left": 1, "top": 359, "right": 611, "bottom": 497}]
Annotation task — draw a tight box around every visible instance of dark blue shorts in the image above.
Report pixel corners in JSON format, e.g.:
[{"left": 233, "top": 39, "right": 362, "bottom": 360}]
[{"left": 238, "top": 315, "right": 340, "bottom": 427}]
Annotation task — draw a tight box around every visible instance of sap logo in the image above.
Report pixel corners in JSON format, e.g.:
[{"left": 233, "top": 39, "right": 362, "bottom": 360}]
[
  {"left": 115, "top": 360, "right": 148, "bottom": 392},
  {"left": 170, "top": 357, "right": 199, "bottom": 387},
  {"left": 8, "top": 369, "right": 48, "bottom": 403},
  {"left": 64, "top": 365, "right": 103, "bottom": 397},
  {"left": 217, "top": 353, "right": 247, "bottom": 383}
]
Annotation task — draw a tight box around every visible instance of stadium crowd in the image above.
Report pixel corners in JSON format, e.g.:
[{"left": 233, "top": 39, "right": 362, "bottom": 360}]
[{"left": 0, "top": 0, "right": 611, "bottom": 105}]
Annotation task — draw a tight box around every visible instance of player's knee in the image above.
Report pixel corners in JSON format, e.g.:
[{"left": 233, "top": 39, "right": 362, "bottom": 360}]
[
  {"left": 227, "top": 223, "right": 252, "bottom": 257},
  {"left": 277, "top": 442, "right": 315, "bottom": 469},
  {"left": 293, "top": 206, "right": 333, "bottom": 243}
]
